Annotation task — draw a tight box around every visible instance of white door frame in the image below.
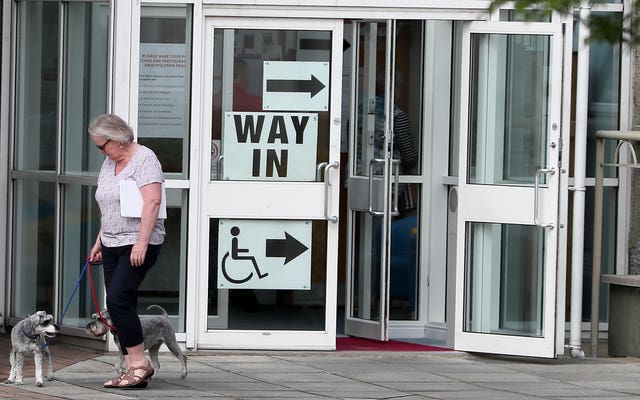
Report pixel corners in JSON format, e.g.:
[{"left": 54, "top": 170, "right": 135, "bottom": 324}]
[
  {"left": 454, "top": 20, "right": 565, "bottom": 358},
  {"left": 194, "top": 16, "right": 343, "bottom": 350}
]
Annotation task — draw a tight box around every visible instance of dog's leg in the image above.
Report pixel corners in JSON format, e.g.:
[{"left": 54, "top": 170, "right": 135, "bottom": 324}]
[
  {"left": 148, "top": 345, "right": 161, "bottom": 375},
  {"left": 164, "top": 340, "right": 188, "bottom": 379},
  {"left": 34, "top": 348, "right": 44, "bottom": 387},
  {"left": 13, "top": 351, "right": 25, "bottom": 385},
  {"left": 5, "top": 350, "right": 17, "bottom": 384},
  {"left": 44, "top": 345, "right": 54, "bottom": 381}
]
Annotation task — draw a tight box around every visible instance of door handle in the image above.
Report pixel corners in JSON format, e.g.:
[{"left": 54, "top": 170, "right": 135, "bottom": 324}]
[
  {"left": 391, "top": 159, "right": 400, "bottom": 216},
  {"left": 368, "top": 158, "right": 385, "bottom": 216},
  {"left": 216, "top": 155, "right": 224, "bottom": 180},
  {"left": 316, "top": 162, "right": 328, "bottom": 181},
  {"left": 534, "top": 167, "right": 556, "bottom": 229},
  {"left": 323, "top": 161, "right": 339, "bottom": 222}
]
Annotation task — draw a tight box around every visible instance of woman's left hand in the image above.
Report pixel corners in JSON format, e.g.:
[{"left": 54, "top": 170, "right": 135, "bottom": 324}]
[{"left": 131, "top": 242, "right": 148, "bottom": 267}]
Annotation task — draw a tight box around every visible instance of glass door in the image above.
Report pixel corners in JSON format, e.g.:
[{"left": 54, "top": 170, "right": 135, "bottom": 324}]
[
  {"left": 344, "top": 21, "right": 420, "bottom": 341},
  {"left": 454, "top": 21, "right": 563, "bottom": 357},
  {"left": 197, "top": 17, "right": 343, "bottom": 350}
]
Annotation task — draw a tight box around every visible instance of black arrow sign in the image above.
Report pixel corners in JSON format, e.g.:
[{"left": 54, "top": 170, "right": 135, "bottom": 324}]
[
  {"left": 265, "top": 232, "right": 309, "bottom": 265},
  {"left": 266, "top": 75, "right": 325, "bottom": 98}
]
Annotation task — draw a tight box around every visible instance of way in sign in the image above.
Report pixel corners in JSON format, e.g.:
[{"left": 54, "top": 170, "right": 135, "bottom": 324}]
[{"left": 223, "top": 112, "right": 318, "bottom": 181}]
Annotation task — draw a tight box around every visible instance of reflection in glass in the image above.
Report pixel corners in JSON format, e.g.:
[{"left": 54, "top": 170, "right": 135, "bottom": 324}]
[
  {"left": 15, "top": 1, "right": 59, "bottom": 171},
  {"left": 464, "top": 222, "right": 545, "bottom": 337},
  {"left": 61, "top": 185, "right": 102, "bottom": 328},
  {"left": 583, "top": 12, "right": 621, "bottom": 178},
  {"left": 12, "top": 181, "right": 56, "bottom": 316},
  {"left": 468, "top": 33, "right": 550, "bottom": 185},
  {"left": 63, "top": 2, "right": 109, "bottom": 174},
  {"left": 207, "top": 219, "right": 327, "bottom": 331}
]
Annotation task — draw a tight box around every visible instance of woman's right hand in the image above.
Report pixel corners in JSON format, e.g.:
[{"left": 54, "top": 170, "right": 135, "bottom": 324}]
[{"left": 89, "top": 241, "right": 103, "bottom": 263}]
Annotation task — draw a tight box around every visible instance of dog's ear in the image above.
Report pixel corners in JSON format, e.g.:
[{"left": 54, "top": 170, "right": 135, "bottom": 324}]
[
  {"left": 28, "top": 313, "right": 42, "bottom": 327},
  {"left": 35, "top": 311, "right": 48, "bottom": 324}
]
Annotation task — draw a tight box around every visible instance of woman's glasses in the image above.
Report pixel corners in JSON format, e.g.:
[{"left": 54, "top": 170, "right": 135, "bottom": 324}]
[{"left": 95, "top": 139, "right": 111, "bottom": 151}]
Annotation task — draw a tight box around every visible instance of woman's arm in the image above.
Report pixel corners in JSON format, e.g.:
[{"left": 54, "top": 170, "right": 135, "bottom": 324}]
[
  {"left": 90, "top": 229, "right": 103, "bottom": 262},
  {"left": 131, "top": 182, "right": 162, "bottom": 267}
]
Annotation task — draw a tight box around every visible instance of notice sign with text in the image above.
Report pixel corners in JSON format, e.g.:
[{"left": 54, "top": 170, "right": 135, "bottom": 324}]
[
  {"left": 138, "top": 43, "right": 187, "bottom": 138},
  {"left": 222, "top": 112, "right": 318, "bottom": 181}
]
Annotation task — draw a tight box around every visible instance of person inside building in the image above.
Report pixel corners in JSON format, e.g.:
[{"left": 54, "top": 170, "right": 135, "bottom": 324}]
[
  {"left": 212, "top": 58, "right": 263, "bottom": 139},
  {"left": 88, "top": 114, "right": 165, "bottom": 389},
  {"left": 375, "top": 69, "right": 418, "bottom": 175}
]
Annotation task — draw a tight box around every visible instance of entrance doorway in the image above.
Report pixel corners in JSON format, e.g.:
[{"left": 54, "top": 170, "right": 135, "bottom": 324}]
[
  {"left": 343, "top": 20, "right": 424, "bottom": 341},
  {"left": 339, "top": 18, "right": 567, "bottom": 358},
  {"left": 196, "top": 17, "right": 343, "bottom": 350},
  {"left": 338, "top": 19, "right": 453, "bottom": 344}
]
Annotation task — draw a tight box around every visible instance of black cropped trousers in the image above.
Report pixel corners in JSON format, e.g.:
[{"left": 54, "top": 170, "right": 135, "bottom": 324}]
[{"left": 101, "top": 242, "right": 161, "bottom": 354}]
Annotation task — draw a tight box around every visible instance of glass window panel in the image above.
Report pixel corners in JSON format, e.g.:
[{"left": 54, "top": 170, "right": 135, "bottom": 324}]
[
  {"left": 60, "top": 184, "right": 102, "bottom": 328},
  {"left": 15, "top": 1, "right": 59, "bottom": 172},
  {"left": 582, "top": 187, "right": 617, "bottom": 323},
  {"left": 208, "top": 219, "right": 326, "bottom": 331},
  {"left": 210, "top": 29, "right": 332, "bottom": 182},
  {"left": 390, "top": 184, "right": 420, "bottom": 321},
  {"left": 351, "top": 212, "right": 382, "bottom": 322},
  {"left": 353, "top": 21, "right": 422, "bottom": 177},
  {"left": 468, "top": 33, "right": 550, "bottom": 185},
  {"left": 499, "top": 10, "right": 552, "bottom": 22},
  {"left": 570, "top": 14, "right": 621, "bottom": 179},
  {"left": 586, "top": 13, "right": 621, "bottom": 178},
  {"left": 12, "top": 180, "right": 56, "bottom": 317},
  {"left": 138, "top": 189, "right": 188, "bottom": 332},
  {"left": 138, "top": 4, "right": 193, "bottom": 178},
  {"left": 63, "top": 2, "right": 110, "bottom": 175},
  {"left": 350, "top": 184, "right": 421, "bottom": 322},
  {"left": 464, "top": 222, "right": 545, "bottom": 337}
]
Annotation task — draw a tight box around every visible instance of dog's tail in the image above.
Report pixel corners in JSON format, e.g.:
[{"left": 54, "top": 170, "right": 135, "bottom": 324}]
[{"left": 146, "top": 304, "right": 169, "bottom": 318}]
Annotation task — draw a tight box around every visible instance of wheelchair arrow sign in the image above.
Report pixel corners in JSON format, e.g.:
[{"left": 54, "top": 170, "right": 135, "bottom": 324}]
[{"left": 265, "top": 232, "right": 308, "bottom": 265}]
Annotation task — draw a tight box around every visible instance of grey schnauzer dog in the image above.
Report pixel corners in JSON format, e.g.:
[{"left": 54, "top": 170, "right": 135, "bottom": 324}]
[
  {"left": 5, "top": 311, "right": 60, "bottom": 387},
  {"left": 85, "top": 305, "right": 187, "bottom": 379}
]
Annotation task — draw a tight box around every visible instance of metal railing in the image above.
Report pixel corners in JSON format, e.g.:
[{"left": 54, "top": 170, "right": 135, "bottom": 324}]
[{"left": 591, "top": 130, "right": 640, "bottom": 356}]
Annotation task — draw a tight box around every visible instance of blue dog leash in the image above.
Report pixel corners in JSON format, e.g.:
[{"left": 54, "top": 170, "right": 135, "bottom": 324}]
[
  {"left": 58, "top": 258, "right": 92, "bottom": 327},
  {"left": 41, "top": 258, "right": 92, "bottom": 350}
]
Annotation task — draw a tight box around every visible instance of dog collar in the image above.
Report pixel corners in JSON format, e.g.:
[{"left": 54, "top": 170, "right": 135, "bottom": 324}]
[{"left": 21, "top": 324, "right": 42, "bottom": 341}]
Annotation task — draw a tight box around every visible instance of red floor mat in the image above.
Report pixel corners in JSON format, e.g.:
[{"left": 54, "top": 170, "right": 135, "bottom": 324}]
[{"left": 336, "top": 337, "right": 451, "bottom": 352}]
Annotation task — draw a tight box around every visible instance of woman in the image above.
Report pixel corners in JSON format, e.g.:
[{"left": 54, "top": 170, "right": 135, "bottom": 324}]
[{"left": 88, "top": 114, "right": 165, "bottom": 389}]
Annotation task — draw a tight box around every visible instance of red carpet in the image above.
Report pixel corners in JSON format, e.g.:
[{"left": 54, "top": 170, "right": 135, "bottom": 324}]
[{"left": 336, "top": 337, "right": 451, "bottom": 352}]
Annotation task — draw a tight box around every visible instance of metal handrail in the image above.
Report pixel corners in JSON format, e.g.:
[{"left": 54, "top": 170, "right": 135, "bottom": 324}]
[{"left": 592, "top": 130, "right": 640, "bottom": 357}]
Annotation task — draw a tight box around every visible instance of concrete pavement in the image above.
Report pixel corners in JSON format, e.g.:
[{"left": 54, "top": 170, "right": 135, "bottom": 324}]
[{"left": 3, "top": 347, "right": 640, "bottom": 399}]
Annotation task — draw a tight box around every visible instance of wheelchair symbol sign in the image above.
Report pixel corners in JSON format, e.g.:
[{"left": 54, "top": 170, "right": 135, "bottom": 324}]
[{"left": 217, "top": 219, "right": 311, "bottom": 290}]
